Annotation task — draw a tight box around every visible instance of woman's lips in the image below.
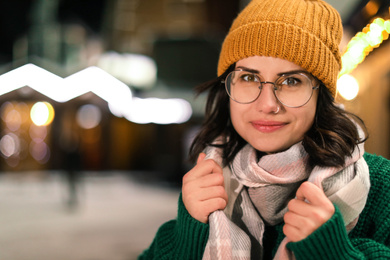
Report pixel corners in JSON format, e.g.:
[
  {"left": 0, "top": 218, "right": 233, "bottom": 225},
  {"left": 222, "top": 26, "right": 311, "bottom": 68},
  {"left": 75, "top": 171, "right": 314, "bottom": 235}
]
[{"left": 251, "top": 121, "right": 287, "bottom": 133}]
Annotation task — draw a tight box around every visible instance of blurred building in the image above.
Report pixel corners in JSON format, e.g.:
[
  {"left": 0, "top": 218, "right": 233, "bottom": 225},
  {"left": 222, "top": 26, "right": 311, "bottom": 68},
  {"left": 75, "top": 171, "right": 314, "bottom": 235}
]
[{"left": 0, "top": 0, "right": 388, "bottom": 184}]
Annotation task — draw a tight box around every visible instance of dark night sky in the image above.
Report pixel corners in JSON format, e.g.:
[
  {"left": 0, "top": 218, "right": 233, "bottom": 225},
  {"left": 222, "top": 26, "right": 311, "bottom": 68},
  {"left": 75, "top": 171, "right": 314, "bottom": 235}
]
[
  {"left": 0, "top": 0, "right": 388, "bottom": 66},
  {"left": 0, "top": 0, "right": 105, "bottom": 65},
  {"left": 0, "top": 0, "right": 32, "bottom": 64}
]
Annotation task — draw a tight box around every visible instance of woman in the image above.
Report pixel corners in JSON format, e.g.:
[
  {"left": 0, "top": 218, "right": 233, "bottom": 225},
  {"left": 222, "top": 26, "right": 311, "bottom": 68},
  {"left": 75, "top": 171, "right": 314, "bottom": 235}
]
[{"left": 139, "top": 0, "right": 390, "bottom": 259}]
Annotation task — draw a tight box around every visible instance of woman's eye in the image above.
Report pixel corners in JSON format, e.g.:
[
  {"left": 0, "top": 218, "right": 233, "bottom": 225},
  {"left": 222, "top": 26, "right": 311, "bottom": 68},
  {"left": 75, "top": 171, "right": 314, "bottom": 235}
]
[
  {"left": 241, "top": 74, "right": 258, "bottom": 82},
  {"left": 282, "top": 77, "right": 300, "bottom": 86}
]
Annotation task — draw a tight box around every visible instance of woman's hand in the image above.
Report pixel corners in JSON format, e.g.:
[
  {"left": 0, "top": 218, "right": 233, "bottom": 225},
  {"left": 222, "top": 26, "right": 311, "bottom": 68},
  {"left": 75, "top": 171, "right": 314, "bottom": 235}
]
[
  {"left": 283, "top": 181, "right": 335, "bottom": 242},
  {"left": 182, "top": 153, "right": 228, "bottom": 223}
]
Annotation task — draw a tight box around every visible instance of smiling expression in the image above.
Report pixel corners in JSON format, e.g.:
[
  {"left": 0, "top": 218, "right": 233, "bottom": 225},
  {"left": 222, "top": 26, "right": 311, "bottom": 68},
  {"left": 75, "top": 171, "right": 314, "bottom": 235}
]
[{"left": 229, "top": 56, "right": 319, "bottom": 153}]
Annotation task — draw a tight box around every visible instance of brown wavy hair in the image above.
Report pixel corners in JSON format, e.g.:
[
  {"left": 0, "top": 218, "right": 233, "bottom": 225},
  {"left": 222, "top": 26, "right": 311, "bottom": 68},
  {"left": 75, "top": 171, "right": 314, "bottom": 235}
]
[{"left": 189, "top": 65, "right": 368, "bottom": 168}]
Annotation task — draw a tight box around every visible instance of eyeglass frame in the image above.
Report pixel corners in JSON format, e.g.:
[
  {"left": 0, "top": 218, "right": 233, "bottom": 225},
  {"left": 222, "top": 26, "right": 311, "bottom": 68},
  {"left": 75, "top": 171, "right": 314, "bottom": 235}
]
[{"left": 222, "top": 69, "right": 320, "bottom": 108}]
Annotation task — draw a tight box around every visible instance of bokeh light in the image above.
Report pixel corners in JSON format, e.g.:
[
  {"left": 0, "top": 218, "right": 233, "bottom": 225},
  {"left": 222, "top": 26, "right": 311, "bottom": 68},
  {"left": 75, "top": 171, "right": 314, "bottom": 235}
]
[
  {"left": 76, "top": 104, "right": 102, "bottom": 129},
  {"left": 29, "top": 124, "right": 48, "bottom": 142},
  {"left": 1, "top": 102, "right": 23, "bottom": 132},
  {"left": 97, "top": 52, "right": 157, "bottom": 88},
  {"left": 30, "top": 102, "right": 55, "bottom": 126},
  {"left": 29, "top": 139, "right": 50, "bottom": 164},
  {"left": 125, "top": 97, "right": 192, "bottom": 124},
  {"left": 0, "top": 133, "right": 19, "bottom": 158},
  {"left": 340, "top": 17, "right": 390, "bottom": 77},
  {"left": 337, "top": 74, "right": 360, "bottom": 101}
]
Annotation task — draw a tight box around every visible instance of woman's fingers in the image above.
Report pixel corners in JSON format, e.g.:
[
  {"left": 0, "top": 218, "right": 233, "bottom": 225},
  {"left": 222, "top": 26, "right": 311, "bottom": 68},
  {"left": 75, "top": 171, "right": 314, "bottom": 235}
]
[
  {"left": 283, "top": 210, "right": 317, "bottom": 242},
  {"left": 183, "top": 155, "right": 223, "bottom": 183},
  {"left": 283, "top": 181, "right": 335, "bottom": 242},
  {"left": 182, "top": 153, "right": 227, "bottom": 223},
  {"left": 183, "top": 182, "right": 228, "bottom": 223},
  {"left": 185, "top": 184, "right": 227, "bottom": 202},
  {"left": 197, "top": 152, "right": 207, "bottom": 164},
  {"left": 282, "top": 220, "right": 303, "bottom": 242},
  {"left": 190, "top": 197, "right": 228, "bottom": 224},
  {"left": 294, "top": 182, "right": 335, "bottom": 217},
  {"left": 198, "top": 171, "right": 225, "bottom": 188},
  {"left": 296, "top": 182, "right": 331, "bottom": 207}
]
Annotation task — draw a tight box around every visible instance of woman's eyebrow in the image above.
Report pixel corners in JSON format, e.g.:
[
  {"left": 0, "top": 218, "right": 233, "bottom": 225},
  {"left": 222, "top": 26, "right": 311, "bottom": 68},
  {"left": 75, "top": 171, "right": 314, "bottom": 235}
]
[
  {"left": 235, "top": 66, "right": 259, "bottom": 74},
  {"left": 236, "top": 66, "right": 309, "bottom": 76},
  {"left": 277, "top": 70, "right": 309, "bottom": 76}
]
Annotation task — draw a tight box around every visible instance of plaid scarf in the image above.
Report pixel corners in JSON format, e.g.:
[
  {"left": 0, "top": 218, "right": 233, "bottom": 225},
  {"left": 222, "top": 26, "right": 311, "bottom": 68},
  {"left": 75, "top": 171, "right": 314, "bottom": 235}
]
[{"left": 202, "top": 141, "right": 370, "bottom": 260}]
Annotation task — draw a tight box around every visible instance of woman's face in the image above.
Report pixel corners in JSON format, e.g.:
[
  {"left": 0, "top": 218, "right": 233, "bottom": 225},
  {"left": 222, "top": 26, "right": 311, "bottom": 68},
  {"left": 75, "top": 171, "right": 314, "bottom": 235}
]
[{"left": 229, "top": 56, "right": 318, "bottom": 153}]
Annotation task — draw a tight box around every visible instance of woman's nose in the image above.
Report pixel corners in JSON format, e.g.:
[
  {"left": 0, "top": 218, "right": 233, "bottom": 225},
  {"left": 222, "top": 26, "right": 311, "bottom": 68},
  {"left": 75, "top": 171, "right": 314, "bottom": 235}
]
[{"left": 254, "top": 83, "right": 280, "bottom": 113}]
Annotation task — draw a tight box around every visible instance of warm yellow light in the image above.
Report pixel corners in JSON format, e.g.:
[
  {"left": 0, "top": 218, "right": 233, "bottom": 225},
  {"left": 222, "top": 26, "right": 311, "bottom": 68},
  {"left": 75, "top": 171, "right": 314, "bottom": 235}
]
[
  {"left": 385, "top": 20, "right": 390, "bottom": 33},
  {"left": 340, "top": 17, "right": 390, "bottom": 77},
  {"left": 30, "top": 102, "right": 55, "bottom": 126},
  {"left": 337, "top": 74, "right": 360, "bottom": 101},
  {"left": 364, "top": 1, "right": 380, "bottom": 17}
]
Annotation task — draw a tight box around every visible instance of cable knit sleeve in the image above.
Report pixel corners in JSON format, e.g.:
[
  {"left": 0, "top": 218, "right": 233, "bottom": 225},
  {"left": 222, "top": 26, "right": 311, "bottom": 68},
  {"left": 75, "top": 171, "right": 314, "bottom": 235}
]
[
  {"left": 138, "top": 193, "right": 209, "bottom": 260},
  {"left": 287, "top": 153, "right": 390, "bottom": 259}
]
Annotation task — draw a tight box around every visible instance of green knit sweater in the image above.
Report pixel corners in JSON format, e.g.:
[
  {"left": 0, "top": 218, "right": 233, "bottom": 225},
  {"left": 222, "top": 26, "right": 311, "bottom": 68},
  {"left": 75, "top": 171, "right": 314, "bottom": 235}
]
[{"left": 139, "top": 153, "right": 390, "bottom": 259}]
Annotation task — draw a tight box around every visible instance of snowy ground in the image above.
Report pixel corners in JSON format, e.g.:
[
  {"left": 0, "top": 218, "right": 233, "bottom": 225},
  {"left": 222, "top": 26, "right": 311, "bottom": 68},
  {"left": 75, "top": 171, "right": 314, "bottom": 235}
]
[{"left": 0, "top": 171, "right": 180, "bottom": 260}]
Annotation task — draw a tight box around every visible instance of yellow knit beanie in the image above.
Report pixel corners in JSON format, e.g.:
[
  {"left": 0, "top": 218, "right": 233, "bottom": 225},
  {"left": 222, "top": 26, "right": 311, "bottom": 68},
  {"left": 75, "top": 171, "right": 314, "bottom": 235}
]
[{"left": 217, "top": 0, "right": 342, "bottom": 96}]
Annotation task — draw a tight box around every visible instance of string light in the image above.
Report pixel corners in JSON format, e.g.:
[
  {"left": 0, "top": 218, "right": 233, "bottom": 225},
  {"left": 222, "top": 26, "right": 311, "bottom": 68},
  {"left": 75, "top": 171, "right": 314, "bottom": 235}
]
[
  {"left": 339, "top": 17, "right": 390, "bottom": 77},
  {"left": 337, "top": 10, "right": 390, "bottom": 100}
]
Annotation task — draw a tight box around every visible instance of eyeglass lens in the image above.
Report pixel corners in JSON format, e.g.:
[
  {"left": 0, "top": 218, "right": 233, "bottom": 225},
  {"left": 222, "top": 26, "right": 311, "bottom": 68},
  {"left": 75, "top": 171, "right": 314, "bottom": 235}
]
[{"left": 225, "top": 70, "right": 316, "bottom": 107}]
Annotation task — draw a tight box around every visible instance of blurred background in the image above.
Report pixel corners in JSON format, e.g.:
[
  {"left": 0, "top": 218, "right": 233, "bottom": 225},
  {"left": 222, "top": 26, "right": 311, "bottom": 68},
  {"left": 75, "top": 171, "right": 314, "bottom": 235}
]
[{"left": 0, "top": 0, "right": 389, "bottom": 259}]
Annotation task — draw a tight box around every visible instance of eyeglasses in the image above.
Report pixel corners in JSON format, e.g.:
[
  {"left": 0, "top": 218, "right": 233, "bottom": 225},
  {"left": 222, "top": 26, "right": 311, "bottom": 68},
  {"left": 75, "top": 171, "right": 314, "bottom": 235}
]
[{"left": 224, "top": 69, "right": 319, "bottom": 108}]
